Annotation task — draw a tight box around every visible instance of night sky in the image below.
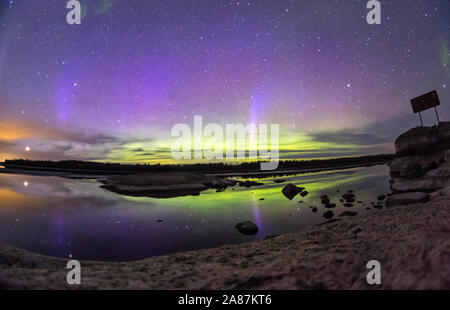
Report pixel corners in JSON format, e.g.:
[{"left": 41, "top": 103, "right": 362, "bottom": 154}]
[{"left": 0, "top": 0, "right": 449, "bottom": 163}]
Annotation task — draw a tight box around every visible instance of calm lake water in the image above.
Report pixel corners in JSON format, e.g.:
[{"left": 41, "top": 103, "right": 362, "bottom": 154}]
[{"left": 0, "top": 165, "right": 390, "bottom": 262}]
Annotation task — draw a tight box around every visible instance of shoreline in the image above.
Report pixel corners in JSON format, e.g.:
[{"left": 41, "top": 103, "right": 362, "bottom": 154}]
[
  {"left": 1, "top": 192, "right": 449, "bottom": 289},
  {"left": 0, "top": 160, "right": 390, "bottom": 179}
]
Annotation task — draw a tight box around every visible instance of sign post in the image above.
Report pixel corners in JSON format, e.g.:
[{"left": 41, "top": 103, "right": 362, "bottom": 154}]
[{"left": 410, "top": 90, "right": 441, "bottom": 126}]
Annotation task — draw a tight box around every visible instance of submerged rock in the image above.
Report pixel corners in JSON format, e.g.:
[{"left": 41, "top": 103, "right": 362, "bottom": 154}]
[
  {"left": 323, "top": 210, "right": 334, "bottom": 219},
  {"left": 235, "top": 221, "right": 259, "bottom": 235},
  {"left": 321, "top": 197, "right": 331, "bottom": 205},
  {"left": 238, "top": 180, "right": 263, "bottom": 188},
  {"left": 341, "top": 193, "right": 355, "bottom": 201},
  {"left": 377, "top": 195, "right": 386, "bottom": 201},
  {"left": 273, "top": 179, "right": 287, "bottom": 184}
]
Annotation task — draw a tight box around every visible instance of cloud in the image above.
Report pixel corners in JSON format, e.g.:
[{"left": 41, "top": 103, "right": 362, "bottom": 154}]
[{"left": 308, "top": 131, "right": 390, "bottom": 146}]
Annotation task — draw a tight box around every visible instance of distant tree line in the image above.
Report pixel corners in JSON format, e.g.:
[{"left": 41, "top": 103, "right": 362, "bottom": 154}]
[{"left": 3, "top": 154, "right": 394, "bottom": 174}]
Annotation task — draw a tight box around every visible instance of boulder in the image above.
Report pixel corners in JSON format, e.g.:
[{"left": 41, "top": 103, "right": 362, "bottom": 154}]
[
  {"left": 282, "top": 183, "right": 304, "bottom": 200},
  {"left": 235, "top": 221, "right": 259, "bottom": 235},
  {"left": 389, "top": 154, "right": 444, "bottom": 179},
  {"left": 387, "top": 192, "right": 431, "bottom": 207},
  {"left": 394, "top": 122, "right": 450, "bottom": 156},
  {"left": 395, "top": 126, "right": 441, "bottom": 155},
  {"left": 300, "top": 190, "right": 308, "bottom": 197},
  {"left": 391, "top": 178, "right": 443, "bottom": 193}
]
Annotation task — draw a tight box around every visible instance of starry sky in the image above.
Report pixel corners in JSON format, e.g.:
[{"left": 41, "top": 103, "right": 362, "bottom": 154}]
[{"left": 0, "top": 0, "right": 449, "bottom": 163}]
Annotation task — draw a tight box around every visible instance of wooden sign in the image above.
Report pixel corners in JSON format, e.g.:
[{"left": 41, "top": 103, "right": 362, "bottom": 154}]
[{"left": 411, "top": 90, "right": 440, "bottom": 113}]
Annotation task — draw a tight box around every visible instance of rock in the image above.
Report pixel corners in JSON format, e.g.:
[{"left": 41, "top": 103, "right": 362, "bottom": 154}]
[
  {"left": 339, "top": 211, "right": 358, "bottom": 217},
  {"left": 273, "top": 179, "right": 287, "bottom": 183},
  {"left": 239, "top": 180, "right": 263, "bottom": 188},
  {"left": 300, "top": 190, "right": 308, "bottom": 197},
  {"left": 395, "top": 125, "right": 441, "bottom": 155},
  {"left": 321, "top": 198, "right": 331, "bottom": 205},
  {"left": 390, "top": 155, "right": 442, "bottom": 179},
  {"left": 406, "top": 163, "right": 424, "bottom": 179},
  {"left": 235, "top": 221, "right": 259, "bottom": 235},
  {"left": 282, "top": 183, "right": 304, "bottom": 200},
  {"left": 391, "top": 179, "right": 443, "bottom": 193},
  {"left": 377, "top": 195, "right": 386, "bottom": 201},
  {"left": 392, "top": 123, "right": 450, "bottom": 178},
  {"left": 445, "top": 150, "right": 450, "bottom": 162},
  {"left": 100, "top": 172, "right": 236, "bottom": 198},
  {"left": 323, "top": 211, "right": 334, "bottom": 219},
  {"left": 341, "top": 193, "right": 355, "bottom": 201},
  {"left": 387, "top": 192, "right": 431, "bottom": 207}
]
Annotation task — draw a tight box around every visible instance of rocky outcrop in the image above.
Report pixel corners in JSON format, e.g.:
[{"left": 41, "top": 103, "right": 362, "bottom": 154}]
[
  {"left": 388, "top": 122, "right": 450, "bottom": 207},
  {"left": 100, "top": 172, "right": 238, "bottom": 198}
]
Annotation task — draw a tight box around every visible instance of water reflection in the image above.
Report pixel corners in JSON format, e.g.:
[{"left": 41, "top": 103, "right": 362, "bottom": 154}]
[{"left": 0, "top": 165, "right": 390, "bottom": 261}]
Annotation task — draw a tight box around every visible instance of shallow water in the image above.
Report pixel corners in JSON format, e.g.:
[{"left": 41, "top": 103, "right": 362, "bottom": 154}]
[{"left": 0, "top": 165, "right": 390, "bottom": 261}]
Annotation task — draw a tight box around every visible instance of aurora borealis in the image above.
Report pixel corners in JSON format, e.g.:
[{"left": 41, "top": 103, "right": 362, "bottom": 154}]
[{"left": 0, "top": 0, "right": 449, "bottom": 163}]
